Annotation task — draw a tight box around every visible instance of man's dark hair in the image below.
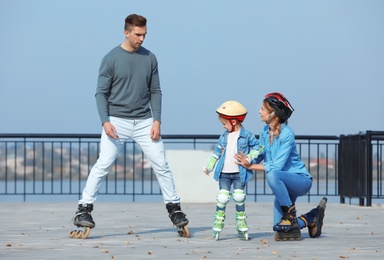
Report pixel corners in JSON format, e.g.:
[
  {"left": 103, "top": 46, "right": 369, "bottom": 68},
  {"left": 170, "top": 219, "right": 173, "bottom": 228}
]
[{"left": 124, "top": 14, "right": 147, "bottom": 31}]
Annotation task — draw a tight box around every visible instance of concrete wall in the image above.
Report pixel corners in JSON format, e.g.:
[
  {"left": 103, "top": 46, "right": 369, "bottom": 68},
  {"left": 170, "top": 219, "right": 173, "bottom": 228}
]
[{"left": 166, "top": 150, "right": 218, "bottom": 203}]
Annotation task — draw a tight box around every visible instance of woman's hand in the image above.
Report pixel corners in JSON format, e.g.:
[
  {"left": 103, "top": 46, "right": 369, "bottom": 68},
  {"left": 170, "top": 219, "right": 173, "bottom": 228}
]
[{"left": 234, "top": 152, "right": 251, "bottom": 169}]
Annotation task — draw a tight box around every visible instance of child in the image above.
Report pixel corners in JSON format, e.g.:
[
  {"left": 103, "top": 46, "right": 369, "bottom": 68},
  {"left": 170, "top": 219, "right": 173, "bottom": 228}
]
[{"left": 203, "top": 100, "right": 263, "bottom": 241}]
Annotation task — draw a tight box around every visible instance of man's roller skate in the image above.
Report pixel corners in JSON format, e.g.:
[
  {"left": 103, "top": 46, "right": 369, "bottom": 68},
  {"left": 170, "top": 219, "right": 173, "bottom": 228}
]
[
  {"left": 236, "top": 211, "right": 249, "bottom": 241},
  {"left": 273, "top": 204, "right": 301, "bottom": 241},
  {"left": 166, "top": 202, "right": 190, "bottom": 237},
  {"left": 212, "top": 210, "right": 225, "bottom": 240},
  {"left": 69, "top": 203, "right": 95, "bottom": 239},
  {"left": 299, "top": 197, "right": 327, "bottom": 238}
]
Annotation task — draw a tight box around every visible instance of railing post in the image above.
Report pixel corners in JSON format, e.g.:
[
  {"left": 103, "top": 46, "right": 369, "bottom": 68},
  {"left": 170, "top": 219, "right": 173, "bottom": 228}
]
[
  {"left": 366, "top": 131, "right": 373, "bottom": 206},
  {"left": 23, "top": 137, "right": 27, "bottom": 202}
]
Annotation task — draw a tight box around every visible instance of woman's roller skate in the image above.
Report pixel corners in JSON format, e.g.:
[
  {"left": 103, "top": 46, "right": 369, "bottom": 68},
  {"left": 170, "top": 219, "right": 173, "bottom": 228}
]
[
  {"left": 69, "top": 203, "right": 95, "bottom": 239},
  {"left": 212, "top": 210, "right": 225, "bottom": 240},
  {"left": 236, "top": 211, "right": 249, "bottom": 241},
  {"left": 166, "top": 202, "right": 190, "bottom": 237},
  {"left": 273, "top": 204, "right": 301, "bottom": 241},
  {"left": 299, "top": 197, "right": 327, "bottom": 238}
]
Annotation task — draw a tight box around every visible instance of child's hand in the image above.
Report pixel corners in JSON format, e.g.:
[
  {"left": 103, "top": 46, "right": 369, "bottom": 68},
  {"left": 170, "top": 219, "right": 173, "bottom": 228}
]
[{"left": 203, "top": 157, "right": 217, "bottom": 175}]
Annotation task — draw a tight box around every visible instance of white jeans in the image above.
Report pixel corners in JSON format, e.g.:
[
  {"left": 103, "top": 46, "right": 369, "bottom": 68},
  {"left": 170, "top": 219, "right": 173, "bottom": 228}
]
[{"left": 79, "top": 117, "right": 180, "bottom": 204}]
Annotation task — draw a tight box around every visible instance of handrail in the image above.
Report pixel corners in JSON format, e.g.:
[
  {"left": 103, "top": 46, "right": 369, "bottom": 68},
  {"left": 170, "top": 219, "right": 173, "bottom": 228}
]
[{"left": 0, "top": 133, "right": 382, "bottom": 205}]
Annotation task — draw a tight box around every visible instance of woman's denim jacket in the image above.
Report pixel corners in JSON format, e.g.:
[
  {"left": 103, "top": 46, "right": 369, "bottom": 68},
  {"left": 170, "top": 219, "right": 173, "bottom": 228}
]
[{"left": 255, "top": 123, "right": 312, "bottom": 179}]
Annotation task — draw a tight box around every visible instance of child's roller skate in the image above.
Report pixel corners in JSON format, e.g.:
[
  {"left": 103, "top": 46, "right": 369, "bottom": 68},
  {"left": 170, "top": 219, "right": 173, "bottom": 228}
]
[
  {"left": 166, "top": 202, "right": 190, "bottom": 237},
  {"left": 299, "top": 197, "right": 327, "bottom": 238},
  {"left": 273, "top": 204, "right": 301, "bottom": 241},
  {"left": 69, "top": 203, "right": 95, "bottom": 239},
  {"left": 212, "top": 210, "right": 225, "bottom": 240},
  {"left": 236, "top": 211, "right": 249, "bottom": 241}
]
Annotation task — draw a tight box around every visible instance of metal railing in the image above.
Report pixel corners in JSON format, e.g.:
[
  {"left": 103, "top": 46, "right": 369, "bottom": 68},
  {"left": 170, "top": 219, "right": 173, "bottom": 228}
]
[
  {"left": 0, "top": 133, "right": 382, "bottom": 204},
  {"left": 338, "top": 131, "right": 384, "bottom": 206}
]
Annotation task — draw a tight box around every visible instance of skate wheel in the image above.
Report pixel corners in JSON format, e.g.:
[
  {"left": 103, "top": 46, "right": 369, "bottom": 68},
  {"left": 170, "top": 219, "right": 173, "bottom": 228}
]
[
  {"left": 81, "top": 227, "right": 91, "bottom": 239},
  {"left": 238, "top": 232, "right": 249, "bottom": 241},
  {"left": 69, "top": 230, "right": 77, "bottom": 238},
  {"left": 177, "top": 226, "right": 190, "bottom": 238},
  {"left": 242, "top": 233, "right": 249, "bottom": 241},
  {"left": 69, "top": 226, "right": 91, "bottom": 239},
  {"left": 75, "top": 230, "right": 83, "bottom": 239},
  {"left": 274, "top": 232, "right": 301, "bottom": 241}
]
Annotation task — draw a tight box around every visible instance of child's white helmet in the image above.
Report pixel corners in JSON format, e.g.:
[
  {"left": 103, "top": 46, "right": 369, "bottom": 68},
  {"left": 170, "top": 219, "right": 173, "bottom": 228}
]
[{"left": 216, "top": 100, "right": 247, "bottom": 122}]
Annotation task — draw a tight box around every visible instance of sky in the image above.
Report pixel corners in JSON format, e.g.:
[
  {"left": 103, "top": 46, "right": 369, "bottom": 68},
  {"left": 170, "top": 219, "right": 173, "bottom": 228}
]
[{"left": 0, "top": 0, "right": 383, "bottom": 136}]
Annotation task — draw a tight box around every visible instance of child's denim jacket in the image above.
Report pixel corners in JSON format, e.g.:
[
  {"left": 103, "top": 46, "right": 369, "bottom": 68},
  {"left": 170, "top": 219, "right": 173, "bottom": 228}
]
[{"left": 212, "top": 126, "right": 261, "bottom": 185}]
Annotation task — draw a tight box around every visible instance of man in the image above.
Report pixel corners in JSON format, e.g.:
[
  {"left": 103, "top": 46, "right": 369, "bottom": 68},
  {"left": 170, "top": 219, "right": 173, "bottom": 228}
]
[{"left": 71, "top": 14, "right": 188, "bottom": 237}]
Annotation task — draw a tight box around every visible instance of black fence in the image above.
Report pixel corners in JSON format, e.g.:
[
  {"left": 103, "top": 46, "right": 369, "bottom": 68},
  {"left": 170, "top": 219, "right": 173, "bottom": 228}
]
[
  {"left": 338, "top": 131, "right": 384, "bottom": 206},
  {"left": 0, "top": 133, "right": 383, "bottom": 205}
]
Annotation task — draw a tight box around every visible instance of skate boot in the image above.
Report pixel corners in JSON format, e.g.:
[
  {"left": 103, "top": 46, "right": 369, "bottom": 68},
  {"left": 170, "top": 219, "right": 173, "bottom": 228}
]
[
  {"left": 212, "top": 210, "right": 225, "bottom": 240},
  {"left": 235, "top": 211, "right": 249, "bottom": 241},
  {"left": 299, "top": 197, "right": 327, "bottom": 238},
  {"left": 166, "top": 203, "right": 190, "bottom": 237},
  {"left": 273, "top": 204, "right": 301, "bottom": 241},
  {"left": 69, "top": 203, "right": 95, "bottom": 239}
]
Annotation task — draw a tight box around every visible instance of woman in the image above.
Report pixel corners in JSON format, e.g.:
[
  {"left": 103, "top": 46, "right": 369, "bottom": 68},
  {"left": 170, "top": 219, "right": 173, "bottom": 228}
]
[{"left": 235, "top": 92, "right": 327, "bottom": 241}]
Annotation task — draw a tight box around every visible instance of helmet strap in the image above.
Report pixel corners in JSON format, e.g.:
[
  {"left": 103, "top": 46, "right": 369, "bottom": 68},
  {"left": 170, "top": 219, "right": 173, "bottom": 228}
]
[
  {"left": 229, "top": 119, "right": 237, "bottom": 132},
  {"left": 266, "top": 112, "right": 275, "bottom": 124}
]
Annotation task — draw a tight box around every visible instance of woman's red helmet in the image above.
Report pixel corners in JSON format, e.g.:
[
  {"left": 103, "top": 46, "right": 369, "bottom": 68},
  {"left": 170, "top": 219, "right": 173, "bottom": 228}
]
[{"left": 264, "top": 92, "right": 294, "bottom": 121}]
